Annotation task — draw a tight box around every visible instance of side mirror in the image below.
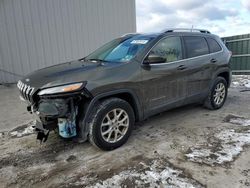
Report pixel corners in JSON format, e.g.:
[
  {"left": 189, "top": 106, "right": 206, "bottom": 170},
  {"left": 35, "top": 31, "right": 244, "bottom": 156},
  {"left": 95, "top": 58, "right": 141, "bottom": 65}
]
[{"left": 143, "top": 54, "right": 166, "bottom": 64}]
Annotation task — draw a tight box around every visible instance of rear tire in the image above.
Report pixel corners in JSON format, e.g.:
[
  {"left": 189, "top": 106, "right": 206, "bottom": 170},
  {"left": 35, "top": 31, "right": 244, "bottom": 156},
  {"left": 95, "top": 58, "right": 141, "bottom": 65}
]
[
  {"left": 88, "top": 98, "right": 135, "bottom": 150},
  {"left": 204, "top": 77, "right": 228, "bottom": 110}
]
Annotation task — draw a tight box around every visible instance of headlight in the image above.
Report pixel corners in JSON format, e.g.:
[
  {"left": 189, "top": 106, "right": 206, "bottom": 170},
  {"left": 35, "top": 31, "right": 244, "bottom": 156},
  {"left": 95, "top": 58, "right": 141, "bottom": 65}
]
[{"left": 38, "top": 83, "right": 83, "bottom": 96}]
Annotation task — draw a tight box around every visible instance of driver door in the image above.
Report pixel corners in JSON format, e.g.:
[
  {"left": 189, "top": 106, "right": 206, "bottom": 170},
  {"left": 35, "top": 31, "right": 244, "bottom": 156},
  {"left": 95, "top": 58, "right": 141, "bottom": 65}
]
[{"left": 141, "top": 36, "right": 189, "bottom": 116}]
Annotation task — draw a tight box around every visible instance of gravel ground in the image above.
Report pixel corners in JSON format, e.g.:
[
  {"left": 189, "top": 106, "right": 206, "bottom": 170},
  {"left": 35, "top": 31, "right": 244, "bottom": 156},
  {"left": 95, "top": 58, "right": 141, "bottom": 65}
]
[{"left": 0, "top": 76, "right": 250, "bottom": 188}]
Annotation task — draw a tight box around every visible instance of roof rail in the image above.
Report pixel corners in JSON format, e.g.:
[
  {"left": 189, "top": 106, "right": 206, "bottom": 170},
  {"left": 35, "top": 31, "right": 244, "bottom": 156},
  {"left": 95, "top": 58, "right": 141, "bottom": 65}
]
[
  {"left": 163, "top": 28, "right": 211, "bottom": 34},
  {"left": 121, "top": 33, "right": 140, "bottom": 37}
]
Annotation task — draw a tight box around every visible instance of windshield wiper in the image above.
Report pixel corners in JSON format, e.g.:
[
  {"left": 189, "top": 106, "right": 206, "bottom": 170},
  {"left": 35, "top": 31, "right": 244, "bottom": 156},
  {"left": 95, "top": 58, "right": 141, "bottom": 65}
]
[
  {"left": 79, "top": 57, "right": 86, "bottom": 61},
  {"left": 88, "top": 58, "right": 108, "bottom": 62}
]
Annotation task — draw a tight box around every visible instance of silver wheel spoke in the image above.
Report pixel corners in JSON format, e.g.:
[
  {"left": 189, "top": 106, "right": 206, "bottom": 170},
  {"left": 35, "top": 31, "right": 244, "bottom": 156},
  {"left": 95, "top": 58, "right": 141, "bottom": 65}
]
[
  {"left": 119, "top": 123, "right": 129, "bottom": 127},
  {"left": 101, "top": 122, "right": 110, "bottom": 127},
  {"left": 114, "top": 131, "right": 118, "bottom": 142},
  {"left": 117, "top": 110, "right": 124, "bottom": 119},
  {"left": 106, "top": 114, "right": 112, "bottom": 124},
  {"left": 216, "top": 97, "right": 220, "bottom": 104},
  {"left": 107, "top": 130, "right": 113, "bottom": 141},
  {"left": 113, "top": 109, "right": 117, "bottom": 121},
  {"left": 118, "top": 116, "right": 128, "bottom": 124},
  {"left": 117, "top": 129, "right": 124, "bottom": 135},
  {"left": 102, "top": 127, "right": 112, "bottom": 136},
  {"left": 214, "top": 96, "right": 218, "bottom": 104}
]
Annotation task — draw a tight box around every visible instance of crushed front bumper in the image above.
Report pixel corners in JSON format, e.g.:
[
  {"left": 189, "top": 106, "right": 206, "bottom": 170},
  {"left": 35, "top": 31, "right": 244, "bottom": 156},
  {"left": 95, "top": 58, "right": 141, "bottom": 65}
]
[
  {"left": 22, "top": 88, "right": 91, "bottom": 143},
  {"left": 33, "top": 97, "right": 79, "bottom": 142}
]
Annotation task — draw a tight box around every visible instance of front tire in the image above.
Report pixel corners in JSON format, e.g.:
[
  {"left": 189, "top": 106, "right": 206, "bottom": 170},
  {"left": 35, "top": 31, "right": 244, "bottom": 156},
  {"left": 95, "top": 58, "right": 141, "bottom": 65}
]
[
  {"left": 88, "top": 98, "right": 135, "bottom": 150},
  {"left": 204, "top": 77, "right": 228, "bottom": 110}
]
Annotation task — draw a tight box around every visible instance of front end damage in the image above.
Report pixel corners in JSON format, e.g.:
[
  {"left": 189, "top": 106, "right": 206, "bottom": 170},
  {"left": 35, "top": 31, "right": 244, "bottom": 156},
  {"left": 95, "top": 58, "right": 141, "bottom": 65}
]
[
  {"left": 33, "top": 97, "right": 79, "bottom": 142},
  {"left": 18, "top": 82, "right": 92, "bottom": 143}
]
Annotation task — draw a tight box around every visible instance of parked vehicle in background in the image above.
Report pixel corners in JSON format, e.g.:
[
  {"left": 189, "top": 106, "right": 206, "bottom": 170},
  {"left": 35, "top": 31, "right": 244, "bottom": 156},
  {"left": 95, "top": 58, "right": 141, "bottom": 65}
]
[{"left": 17, "top": 28, "right": 232, "bottom": 150}]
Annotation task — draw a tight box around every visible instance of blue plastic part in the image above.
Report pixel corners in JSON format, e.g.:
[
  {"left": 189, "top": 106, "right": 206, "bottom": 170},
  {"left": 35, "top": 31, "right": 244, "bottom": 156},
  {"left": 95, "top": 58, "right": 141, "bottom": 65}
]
[{"left": 58, "top": 118, "right": 77, "bottom": 138}]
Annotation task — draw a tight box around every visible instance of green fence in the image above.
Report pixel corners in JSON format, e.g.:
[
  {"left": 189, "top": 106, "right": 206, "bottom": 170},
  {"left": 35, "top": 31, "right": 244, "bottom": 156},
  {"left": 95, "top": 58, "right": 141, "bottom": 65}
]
[{"left": 222, "top": 34, "right": 250, "bottom": 74}]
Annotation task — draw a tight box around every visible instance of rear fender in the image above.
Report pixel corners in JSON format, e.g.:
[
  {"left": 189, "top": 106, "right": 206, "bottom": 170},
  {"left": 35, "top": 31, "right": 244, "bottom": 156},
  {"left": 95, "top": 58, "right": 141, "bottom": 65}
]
[{"left": 210, "top": 67, "right": 231, "bottom": 89}]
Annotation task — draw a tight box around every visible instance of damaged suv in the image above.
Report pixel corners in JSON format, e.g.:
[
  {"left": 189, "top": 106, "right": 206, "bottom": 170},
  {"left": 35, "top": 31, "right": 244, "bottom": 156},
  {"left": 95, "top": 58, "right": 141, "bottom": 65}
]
[{"left": 17, "top": 28, "right": 231, "bottom": 150}]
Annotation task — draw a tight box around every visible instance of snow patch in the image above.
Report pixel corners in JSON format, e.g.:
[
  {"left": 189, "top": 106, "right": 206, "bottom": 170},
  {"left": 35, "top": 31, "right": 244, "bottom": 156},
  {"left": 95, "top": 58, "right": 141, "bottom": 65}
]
[
  {"left": 185, "top": 129, "right": 250, "bottom": 166},
  {"left": 229, "top": 118, "right": 250, "bottom": 126},
  {"left": 224, "top": 114, "right": 250, "bottom": 127},
  {"left": 90, "top": 160, "right": 204, "bottom": 188},
  {"left": 231, "top": 75, "right": 250, "bottom": 88},
  {"left": 232, "top": 81, "right": 240, "bottom": 86},
  {"left": 246, "top": 82, "right": 250, "bottom": 88},
  {"left": 9, "top": 120, "right": 35, "bottom": 138}
]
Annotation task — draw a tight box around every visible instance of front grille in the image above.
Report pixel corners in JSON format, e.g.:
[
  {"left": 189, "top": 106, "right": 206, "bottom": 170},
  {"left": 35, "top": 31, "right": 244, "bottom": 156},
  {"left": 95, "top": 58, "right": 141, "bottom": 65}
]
[{"left": 17, "top": 80, "right": 35, "bottom": 103}]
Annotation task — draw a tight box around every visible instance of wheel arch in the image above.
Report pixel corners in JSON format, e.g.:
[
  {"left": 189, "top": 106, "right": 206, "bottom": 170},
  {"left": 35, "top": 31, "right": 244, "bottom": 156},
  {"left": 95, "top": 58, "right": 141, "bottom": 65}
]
[
  {"left": 211, "top": 68, "right": 232, "bottom": 88},
  {"left": 217, "top": 71, "right": 230, "bottom": 87},
  {"left": 78, "top": 89, "right": 143, "bottom": 141},
  {"left": 99, "top": 91, "right": 142, "bottom": 122}
]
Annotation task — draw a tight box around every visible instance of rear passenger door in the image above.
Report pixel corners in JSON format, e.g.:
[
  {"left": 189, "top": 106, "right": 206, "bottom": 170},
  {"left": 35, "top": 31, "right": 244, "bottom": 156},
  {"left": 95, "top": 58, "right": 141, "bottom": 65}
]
[{"left": 182, "top": 36, "right": 212, "bottom": 100}]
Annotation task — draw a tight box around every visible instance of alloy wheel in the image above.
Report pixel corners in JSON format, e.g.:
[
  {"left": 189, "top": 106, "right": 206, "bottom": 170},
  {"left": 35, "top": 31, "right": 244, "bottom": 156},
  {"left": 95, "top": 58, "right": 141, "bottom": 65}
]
[
  {"left": 213, "top": 82, "right": 226, "bottom": 105},
  {"left": 100, "top": 108, "right": 129, "bottom": 143}
]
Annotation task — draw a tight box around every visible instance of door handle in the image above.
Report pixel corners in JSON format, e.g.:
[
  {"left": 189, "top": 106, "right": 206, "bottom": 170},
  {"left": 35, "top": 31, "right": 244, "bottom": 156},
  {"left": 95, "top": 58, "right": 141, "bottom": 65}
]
[
  {"left": 177, "top": 65, "right": 187, "bottom": 70},
  {"left": 211, "top": 58, "right": 217, "bottom": 63}
]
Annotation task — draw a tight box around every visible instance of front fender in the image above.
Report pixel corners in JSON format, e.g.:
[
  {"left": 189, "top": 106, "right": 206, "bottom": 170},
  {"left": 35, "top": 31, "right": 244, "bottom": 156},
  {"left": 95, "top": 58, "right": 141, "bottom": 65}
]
[{"left": 78, "top": 89, "right": 143, "bottom": 141}]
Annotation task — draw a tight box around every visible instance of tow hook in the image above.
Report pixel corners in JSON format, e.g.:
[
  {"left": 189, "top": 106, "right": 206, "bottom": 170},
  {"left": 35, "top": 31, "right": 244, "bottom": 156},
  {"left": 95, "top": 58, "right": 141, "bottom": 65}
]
[
  {"left": 35, "top": 120, "right": 50, "bottom": 143},
  {"left": 37, "top": 130, "right": 50, "bottom": 143}
]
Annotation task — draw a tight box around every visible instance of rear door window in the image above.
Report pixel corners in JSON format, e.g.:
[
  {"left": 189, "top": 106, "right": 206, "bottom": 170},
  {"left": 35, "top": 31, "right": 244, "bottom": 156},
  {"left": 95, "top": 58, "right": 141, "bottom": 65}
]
[
  {"left": 206, "top": 38, "right": 222, "bottom": 53},
  {"left": 183, "top": 36, "right": 209, "bottom": 58}
]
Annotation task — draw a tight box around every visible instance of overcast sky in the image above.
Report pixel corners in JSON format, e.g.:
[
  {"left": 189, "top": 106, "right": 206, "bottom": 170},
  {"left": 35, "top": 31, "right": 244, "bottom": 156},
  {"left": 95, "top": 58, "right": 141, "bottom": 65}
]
[{"left": 136, "top": 0, "right": 250, "bottom": 37}]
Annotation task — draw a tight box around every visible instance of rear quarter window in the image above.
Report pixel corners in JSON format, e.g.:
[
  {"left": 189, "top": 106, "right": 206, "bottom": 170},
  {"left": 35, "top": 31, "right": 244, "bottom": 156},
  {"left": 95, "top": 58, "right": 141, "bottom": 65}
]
[
  {"left": 183, "top": 36, "right": 209, "bottom": 58},
  {"left": 206, "top": 38, "right": 222, "bottom": 53}
]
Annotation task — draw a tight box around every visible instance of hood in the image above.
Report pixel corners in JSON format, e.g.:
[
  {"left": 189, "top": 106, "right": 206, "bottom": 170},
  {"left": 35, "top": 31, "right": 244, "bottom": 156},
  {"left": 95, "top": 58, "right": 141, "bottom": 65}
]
[{"left": 21, "top": 60, "right": 121, "bottom": 91}]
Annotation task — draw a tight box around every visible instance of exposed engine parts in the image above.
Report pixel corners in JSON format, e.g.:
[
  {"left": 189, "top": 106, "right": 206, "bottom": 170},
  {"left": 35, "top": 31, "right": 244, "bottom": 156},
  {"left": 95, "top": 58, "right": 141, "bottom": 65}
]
[{"left": 33, "top": 97, "right": 80, "bottom": 142}]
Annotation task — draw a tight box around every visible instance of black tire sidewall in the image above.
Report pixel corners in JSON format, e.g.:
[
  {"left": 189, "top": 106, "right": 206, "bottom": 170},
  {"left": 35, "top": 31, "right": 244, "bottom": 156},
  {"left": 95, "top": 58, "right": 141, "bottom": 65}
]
[
  {"left": 210, "top": 77, "right": 228, "bottom": 109},
  {"left": 90, "top": 98, "right": 135, "bottom": 150}
]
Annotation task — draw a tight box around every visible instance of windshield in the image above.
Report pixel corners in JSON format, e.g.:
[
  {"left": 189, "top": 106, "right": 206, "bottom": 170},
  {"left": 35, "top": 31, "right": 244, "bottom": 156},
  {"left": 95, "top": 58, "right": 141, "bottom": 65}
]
[{"left": 85, "top": 35, "right": 154, "bottom": 63}]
